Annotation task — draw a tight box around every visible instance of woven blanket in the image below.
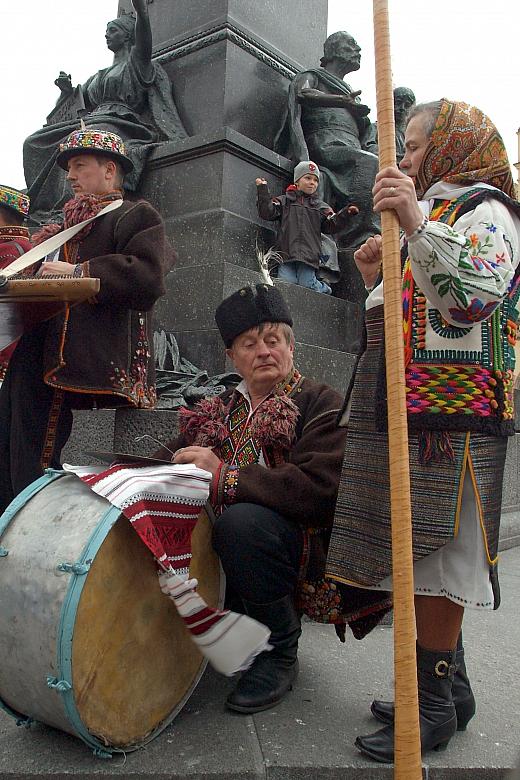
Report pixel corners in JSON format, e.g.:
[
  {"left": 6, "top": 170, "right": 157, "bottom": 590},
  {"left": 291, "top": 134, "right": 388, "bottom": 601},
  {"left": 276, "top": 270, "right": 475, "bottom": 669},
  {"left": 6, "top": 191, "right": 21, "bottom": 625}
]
[{"left": 64, "top": 462, "right": 211, "bottom": 575}]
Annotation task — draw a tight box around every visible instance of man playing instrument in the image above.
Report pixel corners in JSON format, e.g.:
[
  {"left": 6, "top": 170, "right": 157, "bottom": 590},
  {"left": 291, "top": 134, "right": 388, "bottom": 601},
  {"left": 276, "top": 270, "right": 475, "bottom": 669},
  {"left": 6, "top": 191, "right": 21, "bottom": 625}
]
[
  {"left": 0, "top": 128, "right": 172, "bottom": 515},
  {"left": 0, "top": 185, "right": 32, "bottom": 382}
]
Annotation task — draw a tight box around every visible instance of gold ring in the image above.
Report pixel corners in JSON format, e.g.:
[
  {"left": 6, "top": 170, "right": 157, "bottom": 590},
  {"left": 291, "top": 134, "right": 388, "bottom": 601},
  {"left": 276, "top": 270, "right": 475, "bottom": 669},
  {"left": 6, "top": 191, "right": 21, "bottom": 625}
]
[{"left": 389, "top": 186, "right": 397, "bottom": 197}]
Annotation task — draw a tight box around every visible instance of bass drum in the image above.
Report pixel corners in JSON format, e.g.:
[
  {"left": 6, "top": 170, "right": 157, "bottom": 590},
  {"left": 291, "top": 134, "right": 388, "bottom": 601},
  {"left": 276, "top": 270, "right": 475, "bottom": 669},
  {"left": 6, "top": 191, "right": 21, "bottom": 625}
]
[{"left": 0, "top": 470, "right": 222, "bottom": 756}]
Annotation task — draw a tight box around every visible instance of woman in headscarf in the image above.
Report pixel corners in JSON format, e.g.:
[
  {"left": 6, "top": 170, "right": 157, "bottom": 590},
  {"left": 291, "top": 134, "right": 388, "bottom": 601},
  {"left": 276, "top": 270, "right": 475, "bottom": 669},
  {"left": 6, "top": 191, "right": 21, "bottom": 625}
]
[
  {"left": 23, "top": 0, "right": 187, "bottom": 220},
  {"left": 326, "top": 99, "right": 520, "bottom": 763}
]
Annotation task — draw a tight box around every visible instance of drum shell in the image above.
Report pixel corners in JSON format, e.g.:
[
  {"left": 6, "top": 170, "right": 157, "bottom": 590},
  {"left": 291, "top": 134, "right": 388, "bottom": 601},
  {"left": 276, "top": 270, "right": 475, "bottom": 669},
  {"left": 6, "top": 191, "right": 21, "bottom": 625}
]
[{"left": 0, "top": 471, "right": 222, "bottom": 754}]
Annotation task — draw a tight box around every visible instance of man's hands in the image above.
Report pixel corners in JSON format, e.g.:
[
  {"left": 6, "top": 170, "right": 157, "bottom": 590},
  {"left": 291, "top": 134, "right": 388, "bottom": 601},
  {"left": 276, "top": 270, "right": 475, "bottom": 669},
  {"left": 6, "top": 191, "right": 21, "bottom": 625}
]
[
  {"left": 38, "top": 261, "right": 75, "bottom": 277},
  {"left": 172, "top": 446, "right": 223, "bottom": 480},
  {"left": 255, "top": 178, "right": 267, "bottom": 186}
]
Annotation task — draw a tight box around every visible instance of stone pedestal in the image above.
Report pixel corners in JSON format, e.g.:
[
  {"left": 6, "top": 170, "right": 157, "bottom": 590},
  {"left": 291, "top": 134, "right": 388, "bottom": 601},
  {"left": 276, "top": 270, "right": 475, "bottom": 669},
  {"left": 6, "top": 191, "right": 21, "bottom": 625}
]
[{"left": 113, "top": 1, "right": 362, "bottom": 391}]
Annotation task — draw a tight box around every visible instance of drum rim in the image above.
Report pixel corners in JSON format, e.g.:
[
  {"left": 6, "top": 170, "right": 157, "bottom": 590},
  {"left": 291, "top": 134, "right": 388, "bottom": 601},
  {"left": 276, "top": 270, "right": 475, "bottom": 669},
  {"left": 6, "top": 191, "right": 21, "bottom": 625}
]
[{"left": 56, "top": 478, "right": 124, "bottom": 757}]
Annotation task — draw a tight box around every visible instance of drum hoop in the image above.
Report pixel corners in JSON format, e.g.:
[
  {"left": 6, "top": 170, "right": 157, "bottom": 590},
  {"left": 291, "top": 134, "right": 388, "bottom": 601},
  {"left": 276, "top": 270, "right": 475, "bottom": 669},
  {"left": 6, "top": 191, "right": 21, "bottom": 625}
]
[
  {"left": 55, "top": 492, "right": 124, "bottom": 757},
  {"left": 0, "top": 695, "right": 34, "bottom": 728}
]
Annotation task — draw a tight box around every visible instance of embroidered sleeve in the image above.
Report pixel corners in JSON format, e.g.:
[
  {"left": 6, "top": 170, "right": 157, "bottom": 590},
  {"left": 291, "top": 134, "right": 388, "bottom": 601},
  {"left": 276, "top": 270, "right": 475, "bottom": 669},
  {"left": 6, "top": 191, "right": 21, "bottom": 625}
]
[
  {"left": 408, "top": 199, "right": 520, "bottom": 327},
  {"left": 216, "top": 465, "right": 240, "bottom": 505}
]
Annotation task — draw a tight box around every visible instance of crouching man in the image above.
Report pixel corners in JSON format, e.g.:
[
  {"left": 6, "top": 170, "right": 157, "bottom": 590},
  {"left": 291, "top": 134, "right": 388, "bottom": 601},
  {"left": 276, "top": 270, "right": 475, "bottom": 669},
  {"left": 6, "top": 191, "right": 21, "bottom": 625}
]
[{"left": 155, "top": 283, "right": 348, "bottom": 713}]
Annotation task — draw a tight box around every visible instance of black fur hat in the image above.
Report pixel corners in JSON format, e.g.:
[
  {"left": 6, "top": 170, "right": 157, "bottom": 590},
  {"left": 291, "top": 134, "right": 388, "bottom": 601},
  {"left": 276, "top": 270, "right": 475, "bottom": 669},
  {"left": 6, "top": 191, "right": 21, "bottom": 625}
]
[{"left": 215, "top": 284, "right": 293, "bottom": 347}]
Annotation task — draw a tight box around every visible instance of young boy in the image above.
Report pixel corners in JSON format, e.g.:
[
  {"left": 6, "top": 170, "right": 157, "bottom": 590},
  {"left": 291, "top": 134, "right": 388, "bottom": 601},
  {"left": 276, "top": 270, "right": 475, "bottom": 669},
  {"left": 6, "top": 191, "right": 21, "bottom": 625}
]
[{"left": 255, "top": 161, "right": 356, "bottom": 294}]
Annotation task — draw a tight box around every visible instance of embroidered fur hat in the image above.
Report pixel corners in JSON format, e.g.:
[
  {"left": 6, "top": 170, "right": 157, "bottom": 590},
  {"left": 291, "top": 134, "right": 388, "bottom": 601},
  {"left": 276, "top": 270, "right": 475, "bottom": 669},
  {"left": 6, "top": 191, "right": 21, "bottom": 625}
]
[
  {"left": 0, "top": 184, "right": 30, "bottom": 219},
  {"left": 215, "top": 284, "right": 293, "bottom": 347},
  {"left": 57, "top": 129, "right": 134, "bottom": 174},
  {"left": 293, "top": 160, "right": 320, "bottom": 183}
]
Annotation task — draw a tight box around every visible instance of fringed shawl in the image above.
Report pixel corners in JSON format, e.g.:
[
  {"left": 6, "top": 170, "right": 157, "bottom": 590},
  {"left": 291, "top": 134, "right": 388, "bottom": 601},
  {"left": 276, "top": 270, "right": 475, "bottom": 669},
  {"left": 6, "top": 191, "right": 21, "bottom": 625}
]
[{"left": 179, "top": 390, "right": 300, "bottom": 453}]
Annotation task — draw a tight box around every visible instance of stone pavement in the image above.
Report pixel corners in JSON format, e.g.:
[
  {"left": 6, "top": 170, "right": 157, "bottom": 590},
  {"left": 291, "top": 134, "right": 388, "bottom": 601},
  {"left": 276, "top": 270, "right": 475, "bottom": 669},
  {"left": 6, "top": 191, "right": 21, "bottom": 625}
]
[{"left": 1, "top": 546, "right": 519, "bottom": 780}]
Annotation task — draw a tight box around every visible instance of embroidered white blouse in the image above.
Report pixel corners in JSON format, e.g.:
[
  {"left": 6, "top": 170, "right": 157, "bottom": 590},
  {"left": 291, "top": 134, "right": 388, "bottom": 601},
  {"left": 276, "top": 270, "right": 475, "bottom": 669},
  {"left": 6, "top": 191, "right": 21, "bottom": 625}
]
[{"left": 366, "top": 183, "right": 520, "bottom": 331}]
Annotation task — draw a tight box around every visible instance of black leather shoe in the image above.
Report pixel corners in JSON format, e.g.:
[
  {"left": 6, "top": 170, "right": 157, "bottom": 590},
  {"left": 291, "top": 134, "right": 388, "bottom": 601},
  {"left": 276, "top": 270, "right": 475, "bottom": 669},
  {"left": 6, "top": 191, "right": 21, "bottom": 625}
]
[
  {"left": 371, "top": 632, "right": 476, "bottom": 731},
  {"left": 226, "top": 594, "right": 301, "bottom": 713},
  {"left": 356, "top": 645, "right": 457, "bottom": 764}
]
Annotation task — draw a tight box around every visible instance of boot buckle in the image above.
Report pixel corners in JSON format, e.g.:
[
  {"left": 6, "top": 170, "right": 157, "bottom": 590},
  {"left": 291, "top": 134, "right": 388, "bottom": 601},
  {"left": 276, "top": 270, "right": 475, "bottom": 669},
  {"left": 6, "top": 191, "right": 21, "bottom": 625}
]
[{"left": 434, "top": 659, "right": 456, "bottom": 678}]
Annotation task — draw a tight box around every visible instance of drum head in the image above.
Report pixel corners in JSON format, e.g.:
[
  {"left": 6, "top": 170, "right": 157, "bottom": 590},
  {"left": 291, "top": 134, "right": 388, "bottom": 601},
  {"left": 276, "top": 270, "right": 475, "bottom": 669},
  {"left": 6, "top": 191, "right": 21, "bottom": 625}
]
[{"left": 72, "top": 508, "right": 221, "bottom": 748}]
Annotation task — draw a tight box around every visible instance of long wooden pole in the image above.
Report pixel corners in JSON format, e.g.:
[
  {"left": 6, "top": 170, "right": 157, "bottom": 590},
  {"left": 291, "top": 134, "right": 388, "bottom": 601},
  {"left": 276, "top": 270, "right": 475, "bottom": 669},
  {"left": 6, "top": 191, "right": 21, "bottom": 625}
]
[{"left": 372, "top": 2, "right": 422, "bottom": 776}]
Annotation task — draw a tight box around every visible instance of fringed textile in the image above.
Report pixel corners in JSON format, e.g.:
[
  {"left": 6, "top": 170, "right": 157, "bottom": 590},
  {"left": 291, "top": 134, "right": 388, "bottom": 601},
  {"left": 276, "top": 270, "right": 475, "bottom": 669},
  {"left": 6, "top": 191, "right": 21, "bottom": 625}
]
[
  {"left": 180, "top": 386, "right": 300, "bottom": 453},
  {"left": 418, "top": 430, "right": 455, "bottom": 465},
  {"left": 64, "top": 462, "right": 271, "bottom": 676},
  {"left": 65, "top": 462, "right": 209, "bottom": 574},
  {"left": 32, "top": 191, "right": 123, "bottom": 246}
]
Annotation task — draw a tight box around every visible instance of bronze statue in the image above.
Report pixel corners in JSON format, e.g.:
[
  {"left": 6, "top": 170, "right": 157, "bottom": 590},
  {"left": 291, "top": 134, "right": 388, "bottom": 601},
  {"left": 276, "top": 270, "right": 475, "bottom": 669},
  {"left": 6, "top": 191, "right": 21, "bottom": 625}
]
[
  {"left": 23, "top": 0, "right": 187, "bottom": 220},
  {"left": 365, "top": 86, "right": 416, "bottom": 163},
  {"left": 393, "top": 87, "right": 416, "bottom": 162},
  {"left": 275, "top": 31, "right": 380, "bottom": 249}
]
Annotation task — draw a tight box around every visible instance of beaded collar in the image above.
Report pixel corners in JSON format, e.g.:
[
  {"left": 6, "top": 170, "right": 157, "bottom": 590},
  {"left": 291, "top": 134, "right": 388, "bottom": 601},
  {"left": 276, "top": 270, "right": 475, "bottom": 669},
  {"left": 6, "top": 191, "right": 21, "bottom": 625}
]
[
  {"left": 275, "top": 368, "right": 303, "bottom": 398},
  {"left": 0, "top": 226, "right": 30, "bottom": 242}
]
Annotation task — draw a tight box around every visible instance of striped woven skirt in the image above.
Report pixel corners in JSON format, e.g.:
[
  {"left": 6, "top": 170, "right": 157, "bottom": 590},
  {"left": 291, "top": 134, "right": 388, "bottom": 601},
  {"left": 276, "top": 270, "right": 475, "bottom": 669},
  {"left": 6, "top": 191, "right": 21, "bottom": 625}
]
[{"left": 326, "top": 305, "right": 507, "bottom": 609}]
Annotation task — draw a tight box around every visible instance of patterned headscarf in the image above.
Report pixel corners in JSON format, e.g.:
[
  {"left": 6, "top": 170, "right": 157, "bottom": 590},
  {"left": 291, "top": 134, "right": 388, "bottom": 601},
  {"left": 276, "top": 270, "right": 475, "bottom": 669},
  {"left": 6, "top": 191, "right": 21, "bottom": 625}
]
[{"left": 414, "top": 99, "right": 515, "bottom": 200}]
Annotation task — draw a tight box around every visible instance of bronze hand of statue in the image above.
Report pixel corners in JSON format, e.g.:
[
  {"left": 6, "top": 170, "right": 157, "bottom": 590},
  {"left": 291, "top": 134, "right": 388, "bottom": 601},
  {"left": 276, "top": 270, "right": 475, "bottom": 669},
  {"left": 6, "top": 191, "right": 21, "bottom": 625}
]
[
  {"left": 55, "top": 72, "right": 73, "bottom": 96},
  {"left": 298, "top": 88, "right": 369, "bottom": 116},
  {"left": 299, "top": 87, "right": 359, "bottom": 101},
  {"left": 341, "top": 89, "right": 362, "bottom": 103}
]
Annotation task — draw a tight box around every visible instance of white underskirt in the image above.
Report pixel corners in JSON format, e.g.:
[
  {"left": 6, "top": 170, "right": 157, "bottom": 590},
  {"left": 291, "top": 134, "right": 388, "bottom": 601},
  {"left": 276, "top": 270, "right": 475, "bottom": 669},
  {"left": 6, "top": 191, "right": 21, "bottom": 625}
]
[{"left": 368, "top": 469, "right": 494, "bottom": 610}]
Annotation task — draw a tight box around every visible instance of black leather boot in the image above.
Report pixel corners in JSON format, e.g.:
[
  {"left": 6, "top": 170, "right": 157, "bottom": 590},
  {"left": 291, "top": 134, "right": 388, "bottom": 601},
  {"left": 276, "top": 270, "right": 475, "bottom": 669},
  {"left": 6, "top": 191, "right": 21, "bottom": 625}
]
[
  {"left": 370, "top": 632, "right": 476, "bottom": 731},
  {"left": 451, "top": 631, "right": 476, "bottom": 730},
  {"left": 356, "top": 645, "right": 458, "bottom": 764},
  {"left": 226, "top": 594, "right": 301, "bottom": 713}
]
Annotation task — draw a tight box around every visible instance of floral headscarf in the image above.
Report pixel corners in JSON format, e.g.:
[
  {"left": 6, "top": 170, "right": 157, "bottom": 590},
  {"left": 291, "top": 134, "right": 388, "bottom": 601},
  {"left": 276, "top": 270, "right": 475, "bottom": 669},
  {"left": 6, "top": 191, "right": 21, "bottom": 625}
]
[{"left": 414, "top": 99, "right": 515, "bottom": 200}]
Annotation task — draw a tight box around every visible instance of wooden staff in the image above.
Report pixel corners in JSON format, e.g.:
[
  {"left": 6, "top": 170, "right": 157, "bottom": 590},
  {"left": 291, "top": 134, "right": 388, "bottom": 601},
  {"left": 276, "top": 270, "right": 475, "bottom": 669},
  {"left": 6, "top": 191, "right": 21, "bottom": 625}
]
[{"left": 372, "top": 1, "right": 422, "bottom": 776}]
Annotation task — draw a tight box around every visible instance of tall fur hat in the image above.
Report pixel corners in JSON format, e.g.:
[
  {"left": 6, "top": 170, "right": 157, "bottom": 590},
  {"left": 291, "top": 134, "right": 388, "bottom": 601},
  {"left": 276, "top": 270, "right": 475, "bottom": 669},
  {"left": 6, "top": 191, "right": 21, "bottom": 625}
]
[{"left": 215, "top": 284, "right": 293, "bottom": 347}]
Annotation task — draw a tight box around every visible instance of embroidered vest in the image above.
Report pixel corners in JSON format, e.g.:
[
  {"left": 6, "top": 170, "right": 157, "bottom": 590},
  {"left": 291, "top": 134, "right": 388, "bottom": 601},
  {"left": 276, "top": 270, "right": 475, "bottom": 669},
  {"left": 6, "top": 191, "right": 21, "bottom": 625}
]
[{"left": 400, "top": 188, "right": 520, "bottom": 436}]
